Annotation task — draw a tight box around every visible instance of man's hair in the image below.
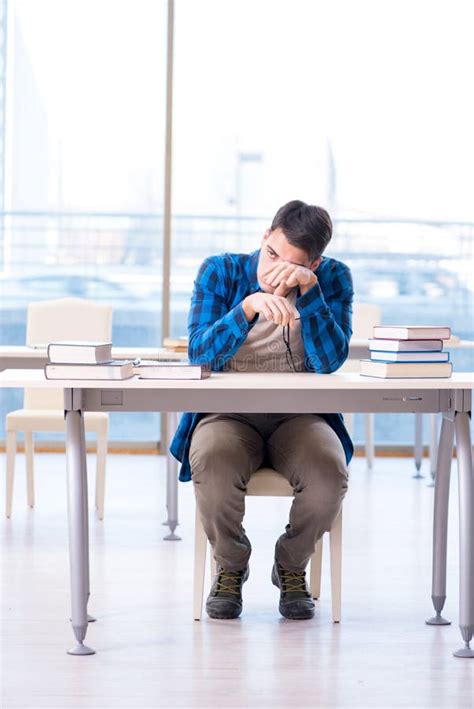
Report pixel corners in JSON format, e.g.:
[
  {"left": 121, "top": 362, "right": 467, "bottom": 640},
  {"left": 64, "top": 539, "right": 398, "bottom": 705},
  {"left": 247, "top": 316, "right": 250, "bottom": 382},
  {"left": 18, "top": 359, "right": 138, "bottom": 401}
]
[{"left": 270, "top": 200, "right": 332, "bottom": 261}]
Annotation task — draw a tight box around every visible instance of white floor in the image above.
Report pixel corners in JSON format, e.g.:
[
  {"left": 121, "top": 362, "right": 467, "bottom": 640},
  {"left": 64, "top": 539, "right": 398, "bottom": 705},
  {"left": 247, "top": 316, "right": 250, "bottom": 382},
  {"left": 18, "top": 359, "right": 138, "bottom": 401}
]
[{"left": 1, "top": 451, "right": 472, "bottom": 709}]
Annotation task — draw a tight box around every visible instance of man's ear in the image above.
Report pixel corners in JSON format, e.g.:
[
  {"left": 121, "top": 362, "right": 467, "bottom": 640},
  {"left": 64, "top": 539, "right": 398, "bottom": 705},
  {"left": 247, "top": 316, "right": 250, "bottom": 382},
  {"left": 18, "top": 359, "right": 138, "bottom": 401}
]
[{"left": 309, "top": 256, "right": 322, "bottom": 272}]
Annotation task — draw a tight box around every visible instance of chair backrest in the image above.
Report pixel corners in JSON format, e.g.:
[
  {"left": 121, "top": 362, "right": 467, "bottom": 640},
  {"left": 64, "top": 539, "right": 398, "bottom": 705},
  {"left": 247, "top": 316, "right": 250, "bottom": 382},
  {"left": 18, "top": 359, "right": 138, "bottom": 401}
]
[
  {"left": 247, "top": 468, "right": 293, "bottom": 496},
  {"left": 25, "top": 297, "right": 113, "bottom": 409},
  {"left": 340, "top": 302, "right": 382, "bottom": 373}
]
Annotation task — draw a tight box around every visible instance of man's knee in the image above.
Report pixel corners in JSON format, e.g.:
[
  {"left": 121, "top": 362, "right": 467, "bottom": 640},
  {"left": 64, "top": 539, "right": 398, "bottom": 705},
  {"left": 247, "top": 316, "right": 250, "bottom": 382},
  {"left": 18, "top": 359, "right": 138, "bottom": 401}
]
[
  {"left": 190, "top": 439, "right": 260, "bottom": 492},
  {"left": 292, "top": 448, "right": 349, "bottom": 501},
  {"left": 190, "top": 437, "right": 238, "bottom": 478},
  {"left": 189, "top": 418, "right": 263, "bottom": 484}
]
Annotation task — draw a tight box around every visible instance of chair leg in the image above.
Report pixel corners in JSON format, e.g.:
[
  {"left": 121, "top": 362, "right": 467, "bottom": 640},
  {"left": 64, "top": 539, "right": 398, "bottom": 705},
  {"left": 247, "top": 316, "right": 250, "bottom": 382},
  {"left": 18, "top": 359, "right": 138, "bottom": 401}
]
[
  {"left": 194, "top": 506, "right": 208, "bottom": 620},
  {"left": 95, "top": 428, "right": 108, "bottom": 520},
  {"left": 6, "top": 430, "right": 17, "bottom": 518},
  {"left": 309, "top": 538, "right": 323, "bottom": 600},
  {"left": 344, "top": 413, "right": 354, "bottom": 437},
  {"left": 330, "top": 510, "right": 343, "bottom": 623},
  {"left": 25, "top": 431, "right": 35, "bottom": 508},
  {"left": 365, "top": 414, "right": 375, "bottom": 470}
]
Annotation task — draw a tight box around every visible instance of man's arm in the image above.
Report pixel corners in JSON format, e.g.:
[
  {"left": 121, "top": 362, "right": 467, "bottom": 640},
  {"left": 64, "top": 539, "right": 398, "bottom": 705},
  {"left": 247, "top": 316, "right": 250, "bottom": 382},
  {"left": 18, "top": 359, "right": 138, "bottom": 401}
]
[
  {"left": 296, "top": 262, "right": 353, "bottom": 373},
  {"left": 187, "top": 257, "right": 257, "bottom": 369}
]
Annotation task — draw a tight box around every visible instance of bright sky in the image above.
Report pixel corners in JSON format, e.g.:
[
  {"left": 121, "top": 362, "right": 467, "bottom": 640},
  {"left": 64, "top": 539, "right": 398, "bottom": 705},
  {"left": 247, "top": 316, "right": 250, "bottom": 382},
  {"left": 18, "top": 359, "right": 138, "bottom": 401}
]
[{"left": 12, "top": 0, "right": 474, "bottom": 221}]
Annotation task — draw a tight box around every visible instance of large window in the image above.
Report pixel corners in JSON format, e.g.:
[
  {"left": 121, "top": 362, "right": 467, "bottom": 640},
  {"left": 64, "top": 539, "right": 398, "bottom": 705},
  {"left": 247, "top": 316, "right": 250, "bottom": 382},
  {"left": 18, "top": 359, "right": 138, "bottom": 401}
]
[
  {"left": 1, "top": 0, "right": 473, "bottom": 446},
  {"left": 1, "top": 0, "right": 167, "bottom": 441},
  {"left": 170, "top": 0, "right": 474, "bottom": 445}
]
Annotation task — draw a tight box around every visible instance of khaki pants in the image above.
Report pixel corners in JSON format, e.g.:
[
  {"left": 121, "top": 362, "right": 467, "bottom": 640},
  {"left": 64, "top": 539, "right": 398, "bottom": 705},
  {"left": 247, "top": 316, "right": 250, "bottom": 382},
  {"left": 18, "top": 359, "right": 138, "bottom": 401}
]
[{"left": 189, "top": 413, "right": 348, "bottom": 573}]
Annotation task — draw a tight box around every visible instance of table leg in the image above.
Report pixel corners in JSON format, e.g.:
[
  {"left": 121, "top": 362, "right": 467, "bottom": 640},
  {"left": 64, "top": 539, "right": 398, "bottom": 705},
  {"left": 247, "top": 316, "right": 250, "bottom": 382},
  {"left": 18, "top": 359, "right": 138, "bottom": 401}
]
[
  {"left": 164, "top": 411, "right": 181, "bottom": 541},
  {"left": 66, "top": 409, "right": 95, "bottom": 655},
  {"left": 78, "top": 412, "right": 96, "bottom": 624},
  {"left": 429, "top": 413, "right": 439, "bottom": 484},
  {"left": 413, "top": 412, "right": 424, "bottom": 478},
  {"left": 426, "top": 413, "right": 454, "bottom": 626},
  {"left": 453, "top": 411, "right": 474, "bottom": 658}
]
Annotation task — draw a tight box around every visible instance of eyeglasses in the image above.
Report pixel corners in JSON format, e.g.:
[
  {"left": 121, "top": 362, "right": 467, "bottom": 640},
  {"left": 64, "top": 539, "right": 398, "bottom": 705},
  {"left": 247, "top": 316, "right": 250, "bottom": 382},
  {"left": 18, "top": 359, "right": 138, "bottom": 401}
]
[{"left": 282, "top": 324, "right": 296, "bottom": 372}]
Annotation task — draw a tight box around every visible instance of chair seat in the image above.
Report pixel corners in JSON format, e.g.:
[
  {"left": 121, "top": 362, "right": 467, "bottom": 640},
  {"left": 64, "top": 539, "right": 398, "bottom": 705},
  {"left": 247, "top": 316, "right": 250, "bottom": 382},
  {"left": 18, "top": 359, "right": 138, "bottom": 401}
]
[
  {"left": 247, "top": 468, "right": 293, "bottom": 496},
  {"left": 6, "top": 409, "right": 108, "bottom": 433}
]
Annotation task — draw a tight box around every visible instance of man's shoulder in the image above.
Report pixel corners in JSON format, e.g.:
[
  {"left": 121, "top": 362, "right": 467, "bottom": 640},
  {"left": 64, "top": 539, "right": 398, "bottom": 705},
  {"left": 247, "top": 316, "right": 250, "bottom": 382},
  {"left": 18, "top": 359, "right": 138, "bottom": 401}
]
[
  {"left": 197, "top": 251, "right": 255, "bottom": 294},
  {"left": 200, "top": 251, "right": 251, "bottom": 272}
]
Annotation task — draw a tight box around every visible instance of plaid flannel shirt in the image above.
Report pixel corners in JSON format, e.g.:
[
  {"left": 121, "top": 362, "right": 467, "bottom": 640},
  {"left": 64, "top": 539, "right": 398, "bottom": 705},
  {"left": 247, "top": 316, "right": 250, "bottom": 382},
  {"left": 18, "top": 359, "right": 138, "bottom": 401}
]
[{"left": 170, "top": 249, "right": 354, "bottom": 481}]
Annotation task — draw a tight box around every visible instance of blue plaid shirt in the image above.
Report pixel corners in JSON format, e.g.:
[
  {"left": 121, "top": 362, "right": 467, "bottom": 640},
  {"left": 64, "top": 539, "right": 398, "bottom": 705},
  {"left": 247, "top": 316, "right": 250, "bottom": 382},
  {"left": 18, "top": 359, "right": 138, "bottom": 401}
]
[{"left": 170, "top": 249, "right": 354, "bottom": 481}]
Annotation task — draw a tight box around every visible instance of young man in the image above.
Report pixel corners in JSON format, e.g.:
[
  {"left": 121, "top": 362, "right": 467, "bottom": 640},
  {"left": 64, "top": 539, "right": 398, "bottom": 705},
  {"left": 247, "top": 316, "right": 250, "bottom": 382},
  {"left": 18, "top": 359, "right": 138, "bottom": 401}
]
[{"left": 171, "top": 200, "right": 354, "bottom": 621}]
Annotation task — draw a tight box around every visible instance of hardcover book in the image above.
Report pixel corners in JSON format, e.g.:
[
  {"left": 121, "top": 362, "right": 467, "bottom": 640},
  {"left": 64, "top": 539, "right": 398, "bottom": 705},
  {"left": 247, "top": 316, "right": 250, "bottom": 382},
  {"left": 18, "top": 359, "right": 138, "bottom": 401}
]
[
  {"left": 47, "top": 341, "right": 113, "bottom": 364},
  {"left": 369, "top": 351, "right": 450, "bottom": 363},
  {"left": 45, "top": 360, "right": 134, "bottom": 380},
  {"left": 360, "top": 360, "right": 452, "bottom": 379},
  {"left": 368, "top": 338, "right": 443, "bottom": 352},
  {"left": 372, "top": 326, "right": 451, "bottom": 340}
]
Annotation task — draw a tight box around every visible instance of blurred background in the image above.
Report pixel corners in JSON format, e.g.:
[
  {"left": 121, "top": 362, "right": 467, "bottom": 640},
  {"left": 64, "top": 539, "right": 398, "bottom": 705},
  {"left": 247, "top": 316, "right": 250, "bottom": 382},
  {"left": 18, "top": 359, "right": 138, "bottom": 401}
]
[{"left": 0, "top": 0, "right": 473, "bottom": 447}]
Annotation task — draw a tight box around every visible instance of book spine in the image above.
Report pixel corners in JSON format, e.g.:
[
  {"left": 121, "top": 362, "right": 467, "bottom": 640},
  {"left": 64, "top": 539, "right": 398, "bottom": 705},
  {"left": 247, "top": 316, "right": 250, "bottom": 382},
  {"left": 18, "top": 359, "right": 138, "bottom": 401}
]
[{"left": 370, "top": 353, "right": 450, "bottom": 362}]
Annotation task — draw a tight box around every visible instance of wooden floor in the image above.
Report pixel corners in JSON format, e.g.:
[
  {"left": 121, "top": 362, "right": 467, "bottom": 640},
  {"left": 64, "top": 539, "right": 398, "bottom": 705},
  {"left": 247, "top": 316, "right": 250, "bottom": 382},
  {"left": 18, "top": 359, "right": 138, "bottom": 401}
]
[{"left": 1, "top": 451, "right": 472, "bottom": 708}]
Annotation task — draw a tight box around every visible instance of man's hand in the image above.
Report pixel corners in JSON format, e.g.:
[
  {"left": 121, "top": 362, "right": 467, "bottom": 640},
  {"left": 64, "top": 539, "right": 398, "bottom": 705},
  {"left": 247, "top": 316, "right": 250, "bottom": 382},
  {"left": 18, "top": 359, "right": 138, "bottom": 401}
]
[
  {"left": 242, "top": 292, "right": 298, "bottom": 327},
  {"left": 260, "top": 261, "right": 318, "bottom": 297}
]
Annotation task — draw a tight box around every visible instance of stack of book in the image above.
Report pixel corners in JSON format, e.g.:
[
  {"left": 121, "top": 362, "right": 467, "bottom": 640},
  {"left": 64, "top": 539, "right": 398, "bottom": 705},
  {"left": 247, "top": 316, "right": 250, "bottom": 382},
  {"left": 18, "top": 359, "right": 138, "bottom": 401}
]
[
  {"left": 45, "top": 341, "right": 135, "bottom": 380},
  {"left": 360, "top": 326, "right": 453, "bottom": 378}
]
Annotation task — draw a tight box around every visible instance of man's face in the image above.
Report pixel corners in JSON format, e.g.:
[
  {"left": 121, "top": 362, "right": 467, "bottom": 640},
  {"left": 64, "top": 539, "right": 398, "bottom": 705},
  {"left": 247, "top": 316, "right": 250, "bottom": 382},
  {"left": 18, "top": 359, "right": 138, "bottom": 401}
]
[{"left": 256, "top": 227, "right": 320, "bottom": 293}]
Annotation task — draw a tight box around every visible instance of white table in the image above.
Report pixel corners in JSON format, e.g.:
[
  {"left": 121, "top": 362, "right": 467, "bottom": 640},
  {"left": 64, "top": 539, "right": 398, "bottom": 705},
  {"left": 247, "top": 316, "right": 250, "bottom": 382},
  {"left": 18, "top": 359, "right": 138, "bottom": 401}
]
[
  {"left": 4, "top": 340, "right": 473, "bottom": 475},
  {"left": 1, "top": 369, "right": 473, "bottom": 658}
]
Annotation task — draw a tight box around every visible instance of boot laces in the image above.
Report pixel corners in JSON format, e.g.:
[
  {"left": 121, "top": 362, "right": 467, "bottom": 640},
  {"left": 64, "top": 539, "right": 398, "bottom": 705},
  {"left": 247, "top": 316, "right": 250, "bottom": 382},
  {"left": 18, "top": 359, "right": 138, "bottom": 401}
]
[
  {"left": 215, "top": 569, "right": 243, "bottom": 596},
  {"left": 281, "top": 569, "right": 307, "bottom": 593}
]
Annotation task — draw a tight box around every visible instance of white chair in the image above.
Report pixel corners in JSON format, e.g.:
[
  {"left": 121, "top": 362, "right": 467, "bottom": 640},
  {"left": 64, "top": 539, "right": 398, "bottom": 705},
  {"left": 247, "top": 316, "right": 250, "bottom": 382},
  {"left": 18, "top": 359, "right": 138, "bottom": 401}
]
[
  {"left": 342, "top": 303, "right": 382, "bottom": 469},
  {"left": 193, "top": 467, "right": 343, "bottom": 622},
  {"left": 5, "top": 297, "right": 112, "bottom": 519}
]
